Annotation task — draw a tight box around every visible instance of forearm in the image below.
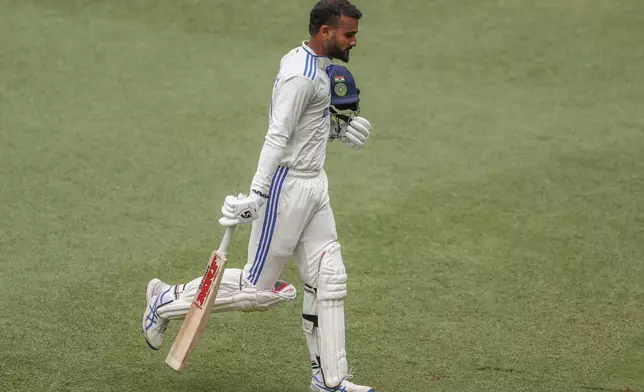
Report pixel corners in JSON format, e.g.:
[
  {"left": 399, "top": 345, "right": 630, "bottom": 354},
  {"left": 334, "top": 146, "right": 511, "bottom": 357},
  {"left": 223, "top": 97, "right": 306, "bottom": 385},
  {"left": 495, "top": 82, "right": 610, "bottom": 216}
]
[
  {"left": 250, "top": 138, "right": 286, "bottom": 198},
  {"left": 220, "top": 136, "right": 284, "bottom": 226}
]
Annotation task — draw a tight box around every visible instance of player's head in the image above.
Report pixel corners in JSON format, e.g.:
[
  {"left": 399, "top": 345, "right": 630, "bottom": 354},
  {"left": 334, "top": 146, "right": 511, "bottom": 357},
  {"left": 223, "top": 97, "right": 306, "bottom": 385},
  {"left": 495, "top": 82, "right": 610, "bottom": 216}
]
[
  {"left": 309, "top": 0, "right": 362, "bottom": 62},
  {"left": 328, "top": 64, "right": 360, "bottom": 123}
]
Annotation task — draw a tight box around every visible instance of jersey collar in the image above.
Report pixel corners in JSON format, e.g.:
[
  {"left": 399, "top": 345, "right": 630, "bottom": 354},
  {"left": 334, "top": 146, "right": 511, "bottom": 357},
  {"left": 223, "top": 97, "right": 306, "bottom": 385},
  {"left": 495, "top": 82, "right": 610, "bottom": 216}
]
[{"left": 302, "top": 41, "right": 332, "bottom": 69}]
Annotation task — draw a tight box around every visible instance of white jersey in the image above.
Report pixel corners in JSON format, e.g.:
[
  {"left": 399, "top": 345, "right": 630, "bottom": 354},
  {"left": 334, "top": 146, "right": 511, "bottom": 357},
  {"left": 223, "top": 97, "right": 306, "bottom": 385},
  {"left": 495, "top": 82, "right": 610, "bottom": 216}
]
[{"left": 251, "top": 42, "right": 332, "bottom": 195}]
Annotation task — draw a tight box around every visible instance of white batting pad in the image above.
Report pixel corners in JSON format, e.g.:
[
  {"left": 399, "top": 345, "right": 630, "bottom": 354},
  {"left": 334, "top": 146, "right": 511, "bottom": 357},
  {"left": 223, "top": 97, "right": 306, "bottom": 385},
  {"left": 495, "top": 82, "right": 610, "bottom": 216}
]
[
  {"left": 157, "top": 268, "right": 296, "bottom": 320},
  {"left": 213, "top": 269, "right": 296, "bottom": 313},
  {"left": 302, "top": 285, "right": 321, "bottom": 373},
  {"left": 316, "top": 243, "right": 349, "bottom": 387}
]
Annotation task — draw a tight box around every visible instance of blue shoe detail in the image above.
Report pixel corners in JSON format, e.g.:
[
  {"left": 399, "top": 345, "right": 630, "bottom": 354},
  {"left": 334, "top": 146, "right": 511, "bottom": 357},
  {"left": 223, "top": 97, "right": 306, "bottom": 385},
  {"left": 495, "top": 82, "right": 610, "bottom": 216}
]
[
  {"left": 311, "top": 375, "right": 350, "bottom": 392},
  {"left": 310, "top": 373, "right": 375, "bottom": 392},
  {"left": 142, "top": 327, "right": 159, "bottom": 351},
  {"left": 142, "top": 283, "right": 171, "bottom": 350},
  {"left": 145, "top": 304, "right": 158, "bottom": 331}
]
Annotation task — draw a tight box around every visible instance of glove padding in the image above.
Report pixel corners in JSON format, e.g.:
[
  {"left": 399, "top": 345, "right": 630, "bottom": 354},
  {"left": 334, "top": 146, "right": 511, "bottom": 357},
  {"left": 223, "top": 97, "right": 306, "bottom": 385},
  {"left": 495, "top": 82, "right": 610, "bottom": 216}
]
[
  {"left": 329, "top": 117, "right": 347, "bottom": 140},
  {"left": 219, "top": 193, "right": 265, "bottom": 226},
  {"left": 343, "top": 116, "right": 371, "bottom": 149}
]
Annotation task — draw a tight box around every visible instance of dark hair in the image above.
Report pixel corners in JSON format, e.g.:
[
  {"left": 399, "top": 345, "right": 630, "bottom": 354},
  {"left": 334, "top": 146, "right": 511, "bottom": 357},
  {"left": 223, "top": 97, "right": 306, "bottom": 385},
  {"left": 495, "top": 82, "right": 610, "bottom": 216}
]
[{"left": 309, "top": 0, "right": 362, "bottom": 36}]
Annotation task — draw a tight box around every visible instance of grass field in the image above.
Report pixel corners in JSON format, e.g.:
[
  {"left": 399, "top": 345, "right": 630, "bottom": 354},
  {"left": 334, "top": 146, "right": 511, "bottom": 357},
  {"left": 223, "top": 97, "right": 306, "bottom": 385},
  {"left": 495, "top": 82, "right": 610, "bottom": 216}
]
[{"left": 2, "top": 0, "right": 644, "bottom": 391}]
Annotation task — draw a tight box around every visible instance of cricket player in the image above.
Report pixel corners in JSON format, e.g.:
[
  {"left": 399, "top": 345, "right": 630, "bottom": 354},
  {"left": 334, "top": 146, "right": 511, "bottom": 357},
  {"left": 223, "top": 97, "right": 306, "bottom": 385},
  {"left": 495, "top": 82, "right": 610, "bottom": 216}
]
[{"left": 142, "top": 1, "right": 373, "bottom": 391}]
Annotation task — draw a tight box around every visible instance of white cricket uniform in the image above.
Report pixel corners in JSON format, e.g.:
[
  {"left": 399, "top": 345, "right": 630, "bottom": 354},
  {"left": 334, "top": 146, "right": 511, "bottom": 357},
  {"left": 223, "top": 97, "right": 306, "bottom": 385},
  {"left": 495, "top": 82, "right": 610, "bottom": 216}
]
[
  {"left": 244, "top": 42, "right": 336, "bottom": 290},
  {"left": 149, "top": 42, "right": 357, "bottom": 388}
]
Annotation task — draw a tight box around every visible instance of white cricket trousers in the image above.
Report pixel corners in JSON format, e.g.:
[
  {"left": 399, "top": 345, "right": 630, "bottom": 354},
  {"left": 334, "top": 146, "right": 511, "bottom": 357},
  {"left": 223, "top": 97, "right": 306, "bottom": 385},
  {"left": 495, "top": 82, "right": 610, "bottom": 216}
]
[{"left": 243, "top": 166, "right": 338, "bottom": 289}]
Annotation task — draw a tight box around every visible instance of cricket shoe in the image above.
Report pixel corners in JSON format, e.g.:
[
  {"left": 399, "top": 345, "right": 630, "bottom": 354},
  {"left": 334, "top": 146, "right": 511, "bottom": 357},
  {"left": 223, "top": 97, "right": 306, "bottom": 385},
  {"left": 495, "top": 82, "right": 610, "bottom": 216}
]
[
  {"left": 309, "top": 371, "right": 375, "bottom": 392},
  {"left": 142, "top": 278, "right": 171, "bottom": 350}
]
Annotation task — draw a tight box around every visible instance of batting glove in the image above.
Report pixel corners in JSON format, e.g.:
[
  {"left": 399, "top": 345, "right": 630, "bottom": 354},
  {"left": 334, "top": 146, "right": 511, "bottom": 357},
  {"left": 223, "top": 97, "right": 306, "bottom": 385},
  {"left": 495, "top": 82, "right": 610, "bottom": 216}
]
[
  {"left": 219, "top": 193, "right": 265, "bottom": 226},
  {"left": 343, "top": 116, "right": 371, "bottom": 149}
]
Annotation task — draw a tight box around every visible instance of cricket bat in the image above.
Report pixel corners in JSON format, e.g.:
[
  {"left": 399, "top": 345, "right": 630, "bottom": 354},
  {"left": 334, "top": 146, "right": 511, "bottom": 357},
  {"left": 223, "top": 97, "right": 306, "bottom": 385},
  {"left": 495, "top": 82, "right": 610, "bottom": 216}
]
[{"left": 165, "top": 225, "right": 236, "bottom": 372}]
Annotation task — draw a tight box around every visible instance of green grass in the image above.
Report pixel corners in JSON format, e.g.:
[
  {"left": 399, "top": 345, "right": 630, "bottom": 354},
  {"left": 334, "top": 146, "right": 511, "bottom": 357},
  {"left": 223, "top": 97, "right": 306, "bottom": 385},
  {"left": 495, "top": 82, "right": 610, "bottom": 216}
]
[{"left": 1, "top": 1, "right": 644, "bottom": 391}]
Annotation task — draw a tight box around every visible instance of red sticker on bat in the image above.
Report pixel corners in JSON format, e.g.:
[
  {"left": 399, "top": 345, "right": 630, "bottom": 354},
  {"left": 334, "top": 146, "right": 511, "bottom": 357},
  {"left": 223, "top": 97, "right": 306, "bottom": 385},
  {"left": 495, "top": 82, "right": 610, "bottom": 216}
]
[{"left": 195, "top": 254, "right": 219, "bottom": 310}]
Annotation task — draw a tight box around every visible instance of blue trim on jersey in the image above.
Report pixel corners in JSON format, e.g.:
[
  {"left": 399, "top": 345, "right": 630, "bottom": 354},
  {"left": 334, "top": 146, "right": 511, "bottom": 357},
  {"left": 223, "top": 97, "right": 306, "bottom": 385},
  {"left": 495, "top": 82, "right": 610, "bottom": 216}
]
[
  {"left": 308, "top": 54, "right": 315, "bottom": 79},
  {"left": 248, "top": 166, "right": 289, "bottom": 285},
  {"left": 304, "top": 53, "right": 311, "bottom": 78},
  {"left": 303, "top": 52, "right": 317, "bottom": 80},
  {"left": 248, "top": 167, "right": 288, "bottom": 283}
]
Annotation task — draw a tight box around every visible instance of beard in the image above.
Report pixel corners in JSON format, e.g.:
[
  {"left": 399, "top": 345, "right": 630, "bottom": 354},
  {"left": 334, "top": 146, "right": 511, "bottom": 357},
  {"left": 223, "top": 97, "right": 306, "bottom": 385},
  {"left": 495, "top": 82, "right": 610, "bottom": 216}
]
[
  {"left": 333, "top": 47, "right": 351, "bottom": 62},
  {"left": 325, "top": 37, "right": 351, "bottom": 62}
]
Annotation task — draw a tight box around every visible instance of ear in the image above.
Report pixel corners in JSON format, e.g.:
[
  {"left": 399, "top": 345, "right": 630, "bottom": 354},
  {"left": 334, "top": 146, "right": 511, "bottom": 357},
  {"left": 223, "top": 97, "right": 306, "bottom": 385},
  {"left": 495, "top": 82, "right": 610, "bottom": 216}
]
[{"left": 319, "top": 25, "right": 332, "bottom": 40}]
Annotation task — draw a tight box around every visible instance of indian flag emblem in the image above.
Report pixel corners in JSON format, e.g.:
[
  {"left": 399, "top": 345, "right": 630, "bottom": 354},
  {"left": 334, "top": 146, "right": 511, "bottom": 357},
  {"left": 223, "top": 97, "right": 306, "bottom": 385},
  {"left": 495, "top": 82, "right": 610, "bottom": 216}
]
[{"left": 334, "top": 76, "right": 345, "bottom": 83}]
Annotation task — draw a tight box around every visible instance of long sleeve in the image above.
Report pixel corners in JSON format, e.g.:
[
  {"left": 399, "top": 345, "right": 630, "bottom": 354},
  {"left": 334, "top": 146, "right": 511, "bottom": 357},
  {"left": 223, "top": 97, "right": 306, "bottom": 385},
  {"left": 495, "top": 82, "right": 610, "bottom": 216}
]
[{"left": 251, "top": 75, "right": 314, "bottom": 195}]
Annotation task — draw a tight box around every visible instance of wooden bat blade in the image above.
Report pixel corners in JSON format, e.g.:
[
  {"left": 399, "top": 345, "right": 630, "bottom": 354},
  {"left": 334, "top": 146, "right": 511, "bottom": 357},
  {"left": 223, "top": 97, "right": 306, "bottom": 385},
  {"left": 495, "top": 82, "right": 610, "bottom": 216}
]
[{"left": 165, "top": 250, "right": 228, "bottom": 372}]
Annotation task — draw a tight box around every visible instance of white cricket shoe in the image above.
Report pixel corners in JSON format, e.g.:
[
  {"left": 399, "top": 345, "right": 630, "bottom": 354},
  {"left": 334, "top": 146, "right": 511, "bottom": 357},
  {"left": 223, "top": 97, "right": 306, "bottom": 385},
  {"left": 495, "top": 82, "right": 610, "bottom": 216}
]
[
  {"left": 309, "top": 371, "right": 375, "bottom": 392},
  {"left": 142, "top": 278, "right": 171, "bottom": 350}
]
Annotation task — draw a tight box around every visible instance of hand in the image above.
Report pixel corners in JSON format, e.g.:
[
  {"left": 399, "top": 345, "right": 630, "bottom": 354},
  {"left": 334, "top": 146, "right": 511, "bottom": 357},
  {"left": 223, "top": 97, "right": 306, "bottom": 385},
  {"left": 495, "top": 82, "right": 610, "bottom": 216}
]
[
  {"left": 343, "top": 116, "right": 371, "bottom": 149},
  {"left": 329, "top": 117, "right": 347, "bottom": 140},
  {"left": 218, "top": 193, "right": 264, "bottom": 226}
]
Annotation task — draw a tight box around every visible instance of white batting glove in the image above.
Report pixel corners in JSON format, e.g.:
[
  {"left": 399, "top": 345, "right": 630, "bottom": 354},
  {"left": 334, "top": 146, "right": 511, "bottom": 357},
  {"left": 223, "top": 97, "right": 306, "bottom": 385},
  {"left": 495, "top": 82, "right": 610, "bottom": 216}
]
[
  {"left": 218, "top": 193, "right": 265, "bottom": 226},
  {"left": 329, "top": 117, "right": 347, "bottom": 140},
  {"left": 343, "top": 116, "right": 371, "bottom": 149}
]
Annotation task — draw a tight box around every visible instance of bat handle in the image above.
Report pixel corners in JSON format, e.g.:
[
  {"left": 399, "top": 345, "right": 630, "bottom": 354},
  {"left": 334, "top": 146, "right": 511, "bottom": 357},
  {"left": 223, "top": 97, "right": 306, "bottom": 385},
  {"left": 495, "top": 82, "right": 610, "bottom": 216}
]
[{"left": 217, "top": 225, "right": 236, "bottom": 257}]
